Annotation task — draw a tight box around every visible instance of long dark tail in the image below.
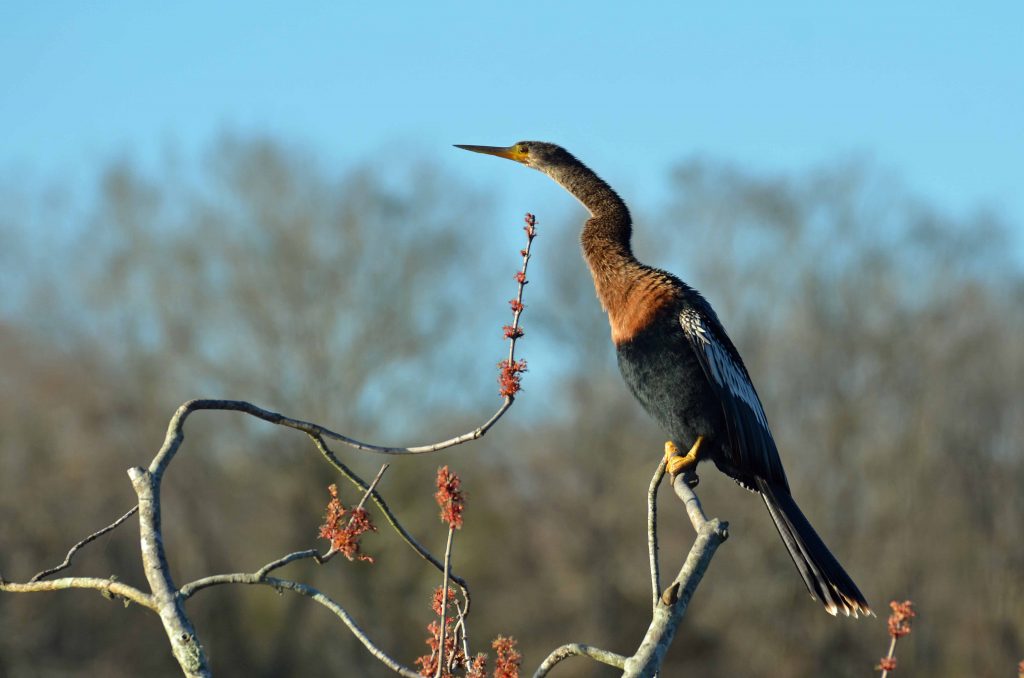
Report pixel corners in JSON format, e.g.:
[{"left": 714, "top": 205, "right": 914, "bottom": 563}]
[{"left": 756, "top": 478, "right": 871, "bottom": 617}]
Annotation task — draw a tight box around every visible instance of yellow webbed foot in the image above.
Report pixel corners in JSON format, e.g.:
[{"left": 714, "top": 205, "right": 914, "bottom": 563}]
[{"left": 664, "top": 436, "right": 704, "bottom": 479}]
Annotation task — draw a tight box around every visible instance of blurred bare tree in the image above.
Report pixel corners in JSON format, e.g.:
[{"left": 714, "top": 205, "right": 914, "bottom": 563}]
[{"left": 1, "top": 139, "right": 1021, "bottom": 677}]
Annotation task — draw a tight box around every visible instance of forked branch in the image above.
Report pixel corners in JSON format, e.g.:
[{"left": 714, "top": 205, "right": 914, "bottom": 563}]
[
  {"left": 1, "top": 213, "right": 541, "bottom": 678},
  {"left": 534, "top": 461, "right": 729, "bottom": 678}
]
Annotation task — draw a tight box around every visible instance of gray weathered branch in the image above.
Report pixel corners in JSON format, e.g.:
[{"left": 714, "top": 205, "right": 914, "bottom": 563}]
[
  {"left": 129, "top": 466, "right": 210, "bottom": 677},
  {"left": 647, "top": 459, "right": 666, "bottom": 611},
  {"left": 621, "top": 473, "right": 729, "bottom": 676},
  {"left": 533, "top": 643, "right": 628, "bottom": 676},
  {"left": 1, "top": 217, "right": 542, "bottom": 676},
  {"left": 535, "top": 465, "right": 728, "bottom": 678}
]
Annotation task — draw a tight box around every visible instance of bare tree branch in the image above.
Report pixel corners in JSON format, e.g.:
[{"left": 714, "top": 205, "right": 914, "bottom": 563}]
[
  {"left": 128, "top": 466, "right": 210, "bottom": 678},
  {"left": 532, "top": 643, "right": 628, "bottom": 676},
  {"left": 30, "top": 504, "right": 139, "bottom": 582},
  {"left": 182, "top": 464, "right": 388, "bottom": 594},
  {"left": 672, "top": 471, "right": 712, "bottom": 531},
  {"left": 309, "top": 434, "right": 473, "bottom": 610},
  {"left": 0, "top": 576, "right": 154, "bottom": 610},
  {"left": 150, "top": 398, "right": 514, "bottom": 481},
  {"left": 435, "top": 526, "right": 456, "bottom": 678},
  {"left": 187, "top": 573, "right": 422, "bottom": 678},
  {"left": 532, "top": 465, "right": 728, "bottom": 678},
  {"left": 621, "top": 475, "right": 729, "bottom": 677},
  {"left": 1, "top": 212, "right": 540, "bottom": 676},
  {"left": 647, "top": 459, "right": 666, "bottom": 611}
]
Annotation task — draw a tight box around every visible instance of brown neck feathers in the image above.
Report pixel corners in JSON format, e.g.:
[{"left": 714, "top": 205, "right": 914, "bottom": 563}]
[{"left": 543, "top": 159, "right": 677, "bottom": 345}]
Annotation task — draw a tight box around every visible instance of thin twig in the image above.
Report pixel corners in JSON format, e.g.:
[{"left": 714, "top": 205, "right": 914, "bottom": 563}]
[
  {"left": 188, "top": 573, "right": 421, "bottom": 678},
  {"left": 533, "top": 643, "right": 628, "bottom": 677},
  {"left": 30, "top": 505, "right": 139, "bottom": 582},
  {"left": 647, "top": 459, "right": 666, "bottom": 611},
  {"left": 183, "top": 465, "right": 390, "bottom": 596},
  {"left": 880, "top": 636, "right": 898, "bottom": 678},
  {"left": 454, "top": 599, "right": 471, "bottom": 668},
  {"left": 321, "top": 462, "right": 389, "bottom": 562},
  {"left": 150, "top": 398, "right": 513, "bottom": 481},
  {"left": 310, "top": 435, "right": 472, "bottom": 610},
  {"left": 506, "top": 213, "right": 536, "bottom": 371},
  {"left": 435, "top": 526, "right": 456, "bottom": 678}
]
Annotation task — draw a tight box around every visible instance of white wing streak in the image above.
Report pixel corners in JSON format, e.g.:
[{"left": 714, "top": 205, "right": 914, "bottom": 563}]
[{"left": 680, "top": 308, "right": 770, "bottom": 430}]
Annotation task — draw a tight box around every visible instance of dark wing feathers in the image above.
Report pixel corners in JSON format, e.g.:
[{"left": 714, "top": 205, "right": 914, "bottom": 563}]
[
  {"left": 679, "top": 305, "right": 788, "bottom": 489},
  {"left": 679, "top": 302, "right": 871, "bottom": 617}
]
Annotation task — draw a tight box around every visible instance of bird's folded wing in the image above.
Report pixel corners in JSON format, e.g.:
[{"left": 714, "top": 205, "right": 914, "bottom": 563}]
[{"left": 679, "top": 307, "right": 789, "bottom": 490}]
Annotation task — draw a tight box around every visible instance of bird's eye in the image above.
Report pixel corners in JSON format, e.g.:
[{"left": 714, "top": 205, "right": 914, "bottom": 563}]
[{"left": 517, "top": 145, "right": 529, "bottom": 154}]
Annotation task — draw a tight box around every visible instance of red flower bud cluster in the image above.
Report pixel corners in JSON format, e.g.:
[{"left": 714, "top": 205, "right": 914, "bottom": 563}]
[
  {"left": 887, "top": 600, "right": 915, "bottom": 639},
  {"left": 877, "top": 599, "right": 915, "bottom": 674},
  {"left": 466, "top": 654, "right": 488, "bottom": 677},
  {"left": 497, "top": 359, "right": 527, "bottom": 398},
  {"left": 523, "top": 213, "right": 537, "bottom": 239},
  {"left": 502, "top": 325, "right": 524, "bottom": 339},
  {"left": 435, "top": 466, "right": 465, "bottom": 530},
  {"left": 416, "top": 624, "right": 518, "bottom": 678},
  {"left": 495, "top": 213, "right": 535, "bottom": 400},
  {"left": 415, "top": 619, "right": 464, "bottom": 677},
  {"left": 317, "top": 484, "right": 376, "bottom": 562},
  {"left": 415, "top": 585, "right": 472, "bottom": 677},
  {"left": 492, "top": 636, "right": 521, "bottom": 678},
  {"left": 432, "top": 584, "right": 457, "bottom": 615}
]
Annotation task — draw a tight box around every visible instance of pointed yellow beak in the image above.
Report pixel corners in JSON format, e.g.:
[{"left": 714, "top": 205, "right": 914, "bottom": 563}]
[{"left": 454, "top": 144, "right": 529, "bottom": 164}]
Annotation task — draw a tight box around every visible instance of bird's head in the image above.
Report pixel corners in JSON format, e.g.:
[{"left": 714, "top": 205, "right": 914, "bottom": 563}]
[{"left": 454, "top": 141, "right": 575, "bottom": 176}]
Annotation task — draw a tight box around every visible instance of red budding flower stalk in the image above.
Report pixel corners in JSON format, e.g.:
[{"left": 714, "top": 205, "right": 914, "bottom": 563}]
[
  {"left": 497, "top": 213, "right": 536, "bottom": 399},
  {"left": 317, "top": 484, "right": 377, "bottom": 562},
  {"left": 422, "top": 466, "right": 467, "bottom": 677},
  {"left": 491, "top": 636, "right": 522, "bottom": 678},
  {"left": 416, "top": 467, "right": 520, "bottom": 678},
  {"left": 436, "top": 466, "right": 465, "bottom": 530},
  {"left": 877, "top": 599, "right": 915, "bottom": 676}
]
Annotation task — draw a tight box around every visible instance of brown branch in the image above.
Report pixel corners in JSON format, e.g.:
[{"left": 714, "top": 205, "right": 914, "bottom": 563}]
[
  {"left": 28, "top": 504, "right": 139, "bottom": 582},
  {"left": 310, "top": 435, "right": 472, "bottom": 611}
]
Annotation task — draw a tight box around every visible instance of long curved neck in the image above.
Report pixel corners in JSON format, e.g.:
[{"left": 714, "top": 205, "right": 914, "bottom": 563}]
[
  {"left": 545, "top": 159, "right": 677, "bottom": 344},
  {"left": 544, "top": 160, "right": 635, "bottom": 265}
]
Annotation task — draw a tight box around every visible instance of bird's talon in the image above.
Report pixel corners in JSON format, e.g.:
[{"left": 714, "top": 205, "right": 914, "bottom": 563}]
[{"left": 664, "top": 436, "right": 704, "bottom": 477}]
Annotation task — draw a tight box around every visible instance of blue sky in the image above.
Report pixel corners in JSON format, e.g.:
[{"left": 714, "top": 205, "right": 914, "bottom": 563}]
[{"left": 2, "top": 2, "right": 1022, "bottom": 243}]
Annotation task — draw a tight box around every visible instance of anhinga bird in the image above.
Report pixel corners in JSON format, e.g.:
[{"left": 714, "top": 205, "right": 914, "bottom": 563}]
[{"left": 456, "top": 141, "right": 870, "bottom": 617}]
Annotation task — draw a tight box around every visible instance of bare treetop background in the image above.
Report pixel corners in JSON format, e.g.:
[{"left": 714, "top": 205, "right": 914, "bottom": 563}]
[{"left": 1, "top": 136, "right": 1021, "bottom": 677}]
